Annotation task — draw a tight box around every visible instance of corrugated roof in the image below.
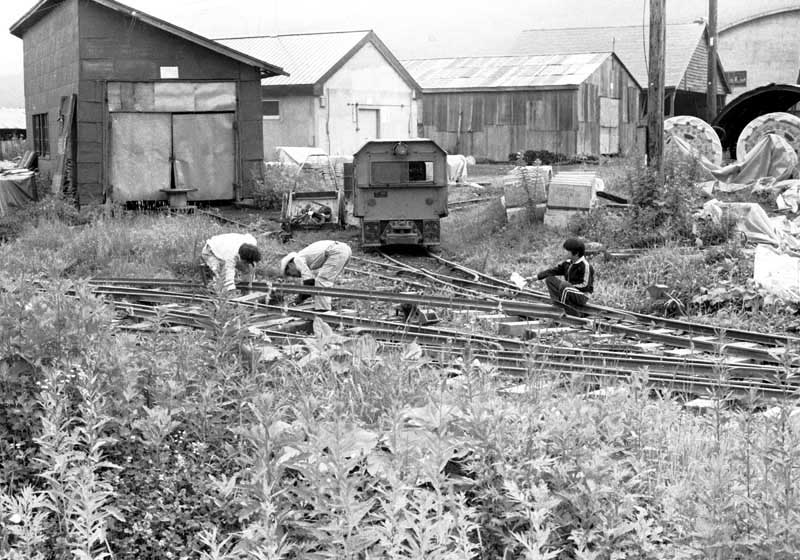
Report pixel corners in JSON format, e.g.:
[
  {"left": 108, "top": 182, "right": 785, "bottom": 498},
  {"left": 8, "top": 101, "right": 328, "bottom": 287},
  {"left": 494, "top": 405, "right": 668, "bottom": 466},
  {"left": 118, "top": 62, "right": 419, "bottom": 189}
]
[
  {"left": 10, "top": 0, "right": 286, "bottom": 77},
  {"left": 217, "top": 30, "right": 372, "bottom": 86},
  {"left": 0, "top": 108, "right": 25, "bottom": 130},
  {"left": 511, "top": 22, "right": 707, "bottom": 90},
  {"left": 402, "top": 52, "right": 616, "bottom": 91}
]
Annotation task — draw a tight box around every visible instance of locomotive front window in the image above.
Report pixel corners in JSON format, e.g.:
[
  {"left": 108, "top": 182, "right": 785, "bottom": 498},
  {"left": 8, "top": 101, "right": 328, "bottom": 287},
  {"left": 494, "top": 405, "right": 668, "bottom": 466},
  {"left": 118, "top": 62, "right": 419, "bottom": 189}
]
[{"left": 371, "top": 161, "right": 434, "bottom": 184}]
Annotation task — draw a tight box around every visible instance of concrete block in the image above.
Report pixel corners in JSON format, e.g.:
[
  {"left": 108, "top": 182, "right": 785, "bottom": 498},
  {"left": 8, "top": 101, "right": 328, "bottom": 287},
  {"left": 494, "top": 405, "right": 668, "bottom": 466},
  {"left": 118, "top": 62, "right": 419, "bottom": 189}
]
[
  {"left": 499, "top": 320, "right": 543, "bottom": 337},
  {"left": 506, "top": 206, "right": 531, "bottom": 226},
  {"left": 543, "top": 209, "right": 587, "bottom": 230}
]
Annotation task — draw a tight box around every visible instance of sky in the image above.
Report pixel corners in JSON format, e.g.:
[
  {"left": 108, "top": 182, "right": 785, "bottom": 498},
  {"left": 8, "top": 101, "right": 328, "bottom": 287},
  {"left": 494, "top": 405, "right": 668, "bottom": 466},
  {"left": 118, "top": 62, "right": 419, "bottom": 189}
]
[{"left": 0, "top": 0, "right": 790, "bottom": 107}]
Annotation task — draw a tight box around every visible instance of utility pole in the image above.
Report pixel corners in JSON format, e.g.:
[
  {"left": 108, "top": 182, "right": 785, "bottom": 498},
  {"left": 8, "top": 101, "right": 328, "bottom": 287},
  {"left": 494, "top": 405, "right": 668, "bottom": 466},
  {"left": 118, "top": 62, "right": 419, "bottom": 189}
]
[
  {"left": 707, "top": 0, "right": 718, "bottom": 121},
  {"left": 646, "top": 0, "right": 666, "bottom": 180}
]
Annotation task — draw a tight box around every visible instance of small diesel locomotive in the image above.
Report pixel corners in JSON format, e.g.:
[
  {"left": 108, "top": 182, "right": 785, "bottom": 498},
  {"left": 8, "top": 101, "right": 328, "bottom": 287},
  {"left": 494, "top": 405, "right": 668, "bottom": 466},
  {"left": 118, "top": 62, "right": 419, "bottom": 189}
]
[{"left": 352, "top": 139, "right": 449, "bottom": 248}]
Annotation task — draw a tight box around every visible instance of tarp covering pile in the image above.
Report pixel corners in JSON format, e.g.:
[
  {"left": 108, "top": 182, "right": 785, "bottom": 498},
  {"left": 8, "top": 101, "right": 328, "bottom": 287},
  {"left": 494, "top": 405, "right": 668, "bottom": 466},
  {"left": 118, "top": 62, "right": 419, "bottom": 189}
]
[
  {"left": 669, "top": 133, "right": 798, "bottom": 186},
  {"left": 697, "top": 199, "right": 800, "bottom": 250},
  {"left": 0, "top": 169, "right": 36, "bottom": 216}
]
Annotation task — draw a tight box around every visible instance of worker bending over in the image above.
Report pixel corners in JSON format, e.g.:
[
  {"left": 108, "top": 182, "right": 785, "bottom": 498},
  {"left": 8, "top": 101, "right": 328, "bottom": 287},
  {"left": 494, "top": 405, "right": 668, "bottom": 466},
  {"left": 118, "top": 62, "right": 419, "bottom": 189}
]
[
  {"left": 201, "top": 233, "right": 261, "bottom": 293},
  {"left": 533, "top": 237, "right": 594, "bottom": 310},
  {"left": 279, "top": 240, "right": 352, "bottom": 311}
]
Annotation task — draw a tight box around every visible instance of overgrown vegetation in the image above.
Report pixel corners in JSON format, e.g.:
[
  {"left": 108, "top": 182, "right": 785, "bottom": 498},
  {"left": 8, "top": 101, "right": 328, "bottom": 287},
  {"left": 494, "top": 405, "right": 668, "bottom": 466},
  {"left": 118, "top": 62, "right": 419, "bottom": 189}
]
[
  {"left": 507, "top": 149, "right": 599, "bottom": 166},
  {"left": 2, "top": 155, "right": 800, "bottom": 558},
  {"left": 253, "top": 164, "right": 337, "bottom": 210}
]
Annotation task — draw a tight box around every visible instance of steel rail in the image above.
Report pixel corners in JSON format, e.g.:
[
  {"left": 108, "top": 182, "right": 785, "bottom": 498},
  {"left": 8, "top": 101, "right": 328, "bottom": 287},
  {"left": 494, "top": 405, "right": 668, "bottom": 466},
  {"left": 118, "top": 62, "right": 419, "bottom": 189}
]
[
  {"left": 241, "top": 325, "right": 792, "bottom": 397},
  {"left": 373, "top": 252, "right": 492, "bottom": 299},
  {"left": 87, "top": 282, "right": 797, "bottom": 395},
  {"left": 354, "top": 327, "right": 791, "bottom": 381},
  {"left": 267, "top": 283, "right": 581, "bottom": 317},
  {"left": 425, "top": 252, "right": 800, "bottom": 349},
  {"left": 251, "top": 331, "right": 794, "bottom": 398},
  {"left": 90, "top": 279, "right": 793, "bottom": 365},
  {"left": 362, "top": 253, "right": 514, "bottom": 296},
  {"left": 344, "top": 266, "right": 431, "bottom": 290},
  {"left": 90, "top": 284, "right": 522, "bottom": 350},
  {"left": 261, "top": 283, "right": 792, "bottom": 363}
]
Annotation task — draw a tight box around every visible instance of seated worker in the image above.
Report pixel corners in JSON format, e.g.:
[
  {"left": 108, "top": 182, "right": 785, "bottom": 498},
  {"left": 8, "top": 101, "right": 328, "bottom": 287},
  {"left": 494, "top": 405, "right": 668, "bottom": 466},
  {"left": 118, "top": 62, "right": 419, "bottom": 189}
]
[
  {"left": 201, "top": 232, "right": 261, "bottom": 293},
  {"left": 279, "top": 240, "right": 352, "bottom": 311},
  {"left": 532, "top": 237, "right": 594, "bottom": 309}
]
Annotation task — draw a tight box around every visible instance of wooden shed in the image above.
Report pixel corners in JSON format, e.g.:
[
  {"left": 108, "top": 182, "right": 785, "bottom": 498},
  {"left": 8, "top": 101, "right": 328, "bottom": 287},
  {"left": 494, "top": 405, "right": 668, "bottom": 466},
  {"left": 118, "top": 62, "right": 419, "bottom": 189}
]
[
  {"left": 403, "top": 52, "right": 642, "bottom": 161},
  {"left": 218, "top": 30, "right": 420, "bottom": 160},
  {"left": 511, "top": 22, "right": 730, "bottom": 122},
  {"left": 10, "top": 0, "right": 285, "bottom": 205}
]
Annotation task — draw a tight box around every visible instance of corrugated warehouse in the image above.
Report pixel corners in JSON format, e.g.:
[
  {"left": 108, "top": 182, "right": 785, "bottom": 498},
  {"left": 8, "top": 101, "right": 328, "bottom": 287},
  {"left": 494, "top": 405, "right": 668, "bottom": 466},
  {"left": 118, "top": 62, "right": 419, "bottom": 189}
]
[
  {"left": 403, "top": 52, "right": 642, "bottom": 161},
  {"left": 511, "top": 22, "right": 730, "bottom": 122}
]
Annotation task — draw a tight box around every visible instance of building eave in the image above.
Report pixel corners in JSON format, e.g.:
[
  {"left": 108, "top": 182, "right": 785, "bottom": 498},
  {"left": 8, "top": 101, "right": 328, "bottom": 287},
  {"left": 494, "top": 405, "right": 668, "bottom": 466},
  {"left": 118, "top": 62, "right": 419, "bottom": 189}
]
[{"left": 10, "top": 0, "right": 287, "bottom": 77}]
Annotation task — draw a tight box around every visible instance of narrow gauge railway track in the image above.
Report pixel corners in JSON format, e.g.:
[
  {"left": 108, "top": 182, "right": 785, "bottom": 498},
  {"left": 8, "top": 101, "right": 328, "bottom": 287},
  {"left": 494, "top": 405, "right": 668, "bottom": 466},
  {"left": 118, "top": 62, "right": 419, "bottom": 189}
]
[
  {"left": 85, "top": 280, "right": 799, "bottom": 398},
  {"left": 266, "top": 283, "right": 793, "bottom": 365},
  {"left": 89, "top": 278, "right": 798, "bottom": 365},
  {"left": 356, "top": 251, "right": 800, "bottom": 356}
]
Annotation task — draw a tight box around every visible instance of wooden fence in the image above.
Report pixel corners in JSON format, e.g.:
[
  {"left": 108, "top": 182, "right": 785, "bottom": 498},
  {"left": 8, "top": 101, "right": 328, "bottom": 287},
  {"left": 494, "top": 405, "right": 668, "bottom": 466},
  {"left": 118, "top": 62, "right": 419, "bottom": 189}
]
[{"left": 0, "top": 138, "right": 25, "bottom": 161}]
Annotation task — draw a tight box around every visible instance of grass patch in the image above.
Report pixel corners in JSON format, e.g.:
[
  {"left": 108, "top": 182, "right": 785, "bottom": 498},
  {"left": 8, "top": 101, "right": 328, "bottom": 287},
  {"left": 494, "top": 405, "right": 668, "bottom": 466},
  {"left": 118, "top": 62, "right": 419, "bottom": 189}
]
[{"left": 2, "top": 169, "right": 800, "bottom": 558}]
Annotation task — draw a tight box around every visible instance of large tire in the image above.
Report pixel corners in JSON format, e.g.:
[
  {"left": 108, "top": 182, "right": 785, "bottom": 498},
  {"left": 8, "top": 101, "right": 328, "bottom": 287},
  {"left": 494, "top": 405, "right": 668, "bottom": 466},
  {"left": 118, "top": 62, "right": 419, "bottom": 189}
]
[
  {"left": 736, "top": 112, "right": 800, "bottom": 161},
  {"left": 663, "top": 115, "right": 723, "bottom": 166}
]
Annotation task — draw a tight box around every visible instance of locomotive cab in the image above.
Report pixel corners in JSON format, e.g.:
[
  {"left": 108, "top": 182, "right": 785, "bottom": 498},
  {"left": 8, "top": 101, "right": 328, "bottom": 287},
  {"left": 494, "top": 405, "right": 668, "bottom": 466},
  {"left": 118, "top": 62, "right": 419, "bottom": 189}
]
[{"left": 352, "top": 139, "right": 448, "bottom": 247}]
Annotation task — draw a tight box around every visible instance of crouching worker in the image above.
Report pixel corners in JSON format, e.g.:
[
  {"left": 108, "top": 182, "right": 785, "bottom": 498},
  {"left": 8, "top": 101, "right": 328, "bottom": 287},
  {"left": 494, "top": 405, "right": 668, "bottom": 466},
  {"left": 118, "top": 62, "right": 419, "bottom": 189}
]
[
  {"left": 201, "top": 233, "right": 261, "bottom": 293},
  {"left": 533, "top": 237, "right": 594, "bottom": 312},
  {"left": 279, "top": 240, "right": 352, "bottom": 311}
]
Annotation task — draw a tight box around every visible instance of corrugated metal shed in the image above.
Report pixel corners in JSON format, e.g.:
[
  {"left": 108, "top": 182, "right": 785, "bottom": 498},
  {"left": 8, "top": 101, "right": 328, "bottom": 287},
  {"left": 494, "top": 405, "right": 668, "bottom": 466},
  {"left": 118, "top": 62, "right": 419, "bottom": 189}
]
[
  {"left": 511, "top": 22, "right": 728, "bottom": 93},
  {"left": 217, "top": 30, "right": 374, "bottom": 86},
  {"left": 0, "top": 108, "right": 25, "bottom": 130},
  {"left": 402, "top": 52, "right": 623, "bottom": 92}
]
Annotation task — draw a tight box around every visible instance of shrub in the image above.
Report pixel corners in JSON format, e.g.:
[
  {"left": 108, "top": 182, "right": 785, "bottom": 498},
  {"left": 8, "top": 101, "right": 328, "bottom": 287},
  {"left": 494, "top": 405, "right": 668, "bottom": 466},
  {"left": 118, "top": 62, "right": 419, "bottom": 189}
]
[
  {"left": 570, "top": 157, "right": 709, "bottom": 249},
  {"left": 253, "top": 164, "right": 336, "bottom": 210},
  {"left": 0, "top": 193, "right": 89, "bottom": 242},
  {"left": 506, "top": 150, "right": 599, "bottom": 166}
]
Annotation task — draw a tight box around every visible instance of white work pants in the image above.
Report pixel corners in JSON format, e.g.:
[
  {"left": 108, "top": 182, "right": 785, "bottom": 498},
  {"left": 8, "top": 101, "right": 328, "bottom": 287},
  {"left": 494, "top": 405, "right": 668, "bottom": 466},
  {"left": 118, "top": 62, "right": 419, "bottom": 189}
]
[{"left": 313, "top": 241, "right": 351, "bottom": 310}]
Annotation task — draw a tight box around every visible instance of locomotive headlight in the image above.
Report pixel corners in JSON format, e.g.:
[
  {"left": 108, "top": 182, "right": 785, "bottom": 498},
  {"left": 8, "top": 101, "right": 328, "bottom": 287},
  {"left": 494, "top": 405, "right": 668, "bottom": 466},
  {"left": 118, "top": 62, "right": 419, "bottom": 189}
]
[
  {"left": 425, "top": 198, "right": 434, "bottom": 205},
  {"left": 392, "top": 142, "right": 408, "bottom": 156}
]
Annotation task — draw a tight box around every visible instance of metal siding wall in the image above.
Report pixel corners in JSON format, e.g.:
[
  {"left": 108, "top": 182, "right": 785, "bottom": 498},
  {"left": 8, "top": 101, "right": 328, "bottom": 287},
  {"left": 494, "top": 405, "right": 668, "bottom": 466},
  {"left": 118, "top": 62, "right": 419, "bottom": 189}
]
[
  {"left": 471, "top": 96, "right": 484, "bottom": 132},
  {"left": 719, "top": 11, "right": 800, "bottom": 101},
  {"left": 422, "top": 89, "right": 588, "bottom": 160},
  {"left": 21, "top": 0, "right": 80, "bottom": 190},
  {"left": 262, "top": 95, "right": 316, "bottom": 160},
  {"left": 74, "top": 1, "right": 264, "bottom": 201}
]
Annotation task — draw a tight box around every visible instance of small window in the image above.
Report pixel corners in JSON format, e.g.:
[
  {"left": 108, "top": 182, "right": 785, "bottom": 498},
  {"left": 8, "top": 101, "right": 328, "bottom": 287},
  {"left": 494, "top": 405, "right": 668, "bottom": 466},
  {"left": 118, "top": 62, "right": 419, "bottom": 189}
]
[
  {"left": 371, "top": 161, "right": 434, "bottom": 185},
  {"left": 33, "top": 113, "right": 49, "bottom": 157},
  {"left": 262, "top": 100, "right": 280, "bottom": 119}
]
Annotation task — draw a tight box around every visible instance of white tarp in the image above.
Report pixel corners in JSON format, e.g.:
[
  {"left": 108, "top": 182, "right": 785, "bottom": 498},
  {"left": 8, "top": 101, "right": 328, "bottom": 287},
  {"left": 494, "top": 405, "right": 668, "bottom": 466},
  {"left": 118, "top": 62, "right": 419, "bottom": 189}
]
[
  {"left": 775, "top": 181, "right": 800, "bottom": 212},
  {"left": 711, "top": 134, "right": 798, "bottom": 184},
  {"left": 276, "top": 147, "right": 329, "bottom": 167},
  {"left": 754, "top": 244, "right": 800, "bottom": 301},
  {"left": 669, "top": 133, "right": 798, "bottom": 186},
  {"left": 697, "top": 199, "right": 800, "bottom": 250}
]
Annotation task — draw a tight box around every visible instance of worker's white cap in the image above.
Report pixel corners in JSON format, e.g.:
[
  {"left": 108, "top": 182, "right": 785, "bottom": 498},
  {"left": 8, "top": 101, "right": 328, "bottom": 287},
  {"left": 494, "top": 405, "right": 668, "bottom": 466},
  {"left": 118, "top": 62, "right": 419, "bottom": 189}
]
[{"left": 279, "top": 252, "right": 297, "bottom": 276}]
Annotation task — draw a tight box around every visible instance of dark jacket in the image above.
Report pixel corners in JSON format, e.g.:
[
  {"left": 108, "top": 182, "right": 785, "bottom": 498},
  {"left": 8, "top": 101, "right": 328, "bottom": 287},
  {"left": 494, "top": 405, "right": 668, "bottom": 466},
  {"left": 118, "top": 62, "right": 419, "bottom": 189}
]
[{"left": 537, "top": 257, "right": 594, "bottom": 293}]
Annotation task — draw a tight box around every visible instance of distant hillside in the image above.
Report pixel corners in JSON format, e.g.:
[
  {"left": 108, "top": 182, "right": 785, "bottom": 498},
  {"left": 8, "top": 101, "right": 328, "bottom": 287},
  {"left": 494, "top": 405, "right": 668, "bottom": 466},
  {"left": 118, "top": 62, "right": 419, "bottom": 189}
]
[{"left": 0, "top": 74, "right": 24, "bottom": 109}]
